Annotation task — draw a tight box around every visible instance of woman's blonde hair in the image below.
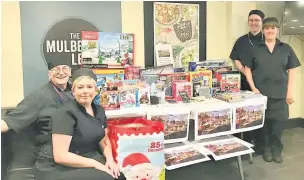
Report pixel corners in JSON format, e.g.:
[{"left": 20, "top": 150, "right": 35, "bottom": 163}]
[{"left": 72, "top": 76, "right": 98, "bottom": 91}]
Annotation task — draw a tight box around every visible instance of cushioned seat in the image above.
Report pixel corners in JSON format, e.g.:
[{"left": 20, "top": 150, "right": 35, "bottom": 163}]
[{"left": 2, "top": 109, "right": 36, "bottom": 180}]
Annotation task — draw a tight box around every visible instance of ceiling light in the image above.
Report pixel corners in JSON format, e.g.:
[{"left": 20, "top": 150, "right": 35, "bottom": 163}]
[
  {"left": 300, "top": 26, "right": 304, "bottom": 28},
  {"left": 284, "top": 11, "right": 288, "bottom": 15},
  {"left": 291, "top": 27, "right": 295, "bottom": 29},
  {"left": 292, "top": 20, "right": 298, "bottom": 22}
]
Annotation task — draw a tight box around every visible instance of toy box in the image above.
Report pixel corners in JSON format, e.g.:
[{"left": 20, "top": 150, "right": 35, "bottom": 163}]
[
  {"left": 100, "top": 90, "right": 120, "bottom": 110},
  {"left": 125, "top": 66, "right": 141, "bottom": 80},
  {"left": 220, "top": 72, "right": 241, "bottom": 93},
  {"left": 172, "top": 81, "right": 192, "bottom": 101},
  {"left": 159, "top": 73, "right": 190, "bottom": 99},
  {"left": 93, "top": 69, "right": 125, "bottom": 92},
  {"left": 82, "top": 31, "right": 134, "bottom": 68},
  {"left": 119, "top": 87, "right": 137, "bottom": 109},
  {"left": 189, "top": 70, "right": 212, "bottom": 97}
]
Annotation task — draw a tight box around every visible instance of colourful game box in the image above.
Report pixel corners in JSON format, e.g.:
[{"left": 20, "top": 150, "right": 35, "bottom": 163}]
[
  {"left": 159, "top": 73, "right": 190, "bottom": 99},
  {"left": 172, "top": 81, "right": 192, "bottom": 101},
  {"left": 92, "top": 69, "right": 125, "bottom": 92},
  {"left": 100, "top": 90, "right": 120, "bottom": 110},
  {"left": 82, "top": 31, "right": 134, "bottom": 68},
  {"left": 220, "top": 72, "right": 241, "bottom": 93},
  {"left": 189, "top": 70, "right": 213, "bottom": 97}
]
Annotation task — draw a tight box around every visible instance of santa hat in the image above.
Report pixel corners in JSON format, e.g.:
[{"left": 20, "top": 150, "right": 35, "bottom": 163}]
[{"left": 122, "top": 153, "right": 153, "bottom": 172}]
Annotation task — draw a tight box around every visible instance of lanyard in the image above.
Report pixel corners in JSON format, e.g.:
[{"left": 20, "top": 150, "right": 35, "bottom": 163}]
[
  {"left": 52, "top": 85, "right": 65, "bottom": 103},
  {"left": 248, "top": 32, "right": 263, "bottom": 46}
]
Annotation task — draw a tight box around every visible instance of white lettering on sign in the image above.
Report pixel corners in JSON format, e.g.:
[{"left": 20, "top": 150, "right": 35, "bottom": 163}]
[
  {"left": 46, "top": 40, "right": 81, "bottom": 53},
  {"left": 46, "top": 31, "right": 83, "bottom": 65}
]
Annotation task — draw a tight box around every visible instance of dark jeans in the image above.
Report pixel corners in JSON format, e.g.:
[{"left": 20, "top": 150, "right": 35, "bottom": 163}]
[{"left": 254, "top": 98, "right": 288, "bottom": 154}]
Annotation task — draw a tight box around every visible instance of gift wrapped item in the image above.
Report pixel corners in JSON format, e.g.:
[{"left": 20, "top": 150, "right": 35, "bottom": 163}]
[{"left": 107, "top": 118, "right": 165, "bottom": 180}]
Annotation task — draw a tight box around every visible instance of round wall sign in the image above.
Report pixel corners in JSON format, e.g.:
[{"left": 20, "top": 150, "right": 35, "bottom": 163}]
[{"left": 41, "top": 17, "right": 100, "bottom": 71}]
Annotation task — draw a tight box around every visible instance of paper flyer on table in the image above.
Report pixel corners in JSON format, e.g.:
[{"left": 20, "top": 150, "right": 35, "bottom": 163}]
[
  {"left": 197, "top": 139, "right": 254, "bottom": 161},
  {"left": 232, "top": 101, "right": 266, "bottom": 133},
  {"left": 164, "top": 144, "right": 210, "bottom": 170},
  {"left": 193, "top": 105, "right": 233, "bottom": 140},
  {"left": 147, "top": 107, "right": 191, "bottom": 144}
]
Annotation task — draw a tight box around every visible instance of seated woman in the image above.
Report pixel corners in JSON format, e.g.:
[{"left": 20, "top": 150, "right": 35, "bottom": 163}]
[{"left": 35, "top": 68, "right": 124, "bottom": 180}]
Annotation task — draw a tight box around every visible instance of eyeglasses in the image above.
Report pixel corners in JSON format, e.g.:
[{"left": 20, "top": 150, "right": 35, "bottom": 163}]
[
  {"left": 249, "top": 19, "right": 261, "bottom": 23},
  {"left": 51, "top": 66, "right": 70, "bottom": 74}
]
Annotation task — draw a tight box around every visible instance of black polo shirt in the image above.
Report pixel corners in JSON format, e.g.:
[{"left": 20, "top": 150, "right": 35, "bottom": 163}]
[
  {"left": 3, "top": 82, "right": 73, "bottom": 142},
  {"left": 52, "top": 100, "right": 107, "bottom": 154},
  {"left": 35, "top": 100, "right": 107, "bottom": 171},
  {"left": 230, "top": 32, "right": 264, "bottom": 90},
  {"left": 241, "top": 39, "right": 301, "bottom": 99}
]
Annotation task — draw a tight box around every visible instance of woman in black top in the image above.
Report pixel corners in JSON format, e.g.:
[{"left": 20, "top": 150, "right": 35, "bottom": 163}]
[
  {"left": 35, "top": 68, "right": 123, "bottom": 180},
  {"left": 243, "top": 17, "right": 301, "bottom": 163}
]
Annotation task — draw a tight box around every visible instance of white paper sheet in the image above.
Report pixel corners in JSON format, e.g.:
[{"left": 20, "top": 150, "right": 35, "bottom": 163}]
[
  {"left": 147, "top": 107, "right": 191, "bottom": 144},
  {"left": 232, "top": 101, "right": 266, "bottom": 134},
  {"left": 190, "top": 138, "right": 254, "bottom": 161},
  {"left": 193, "top": 104, "right": 233, "bottom": 140},
  {"left": 164, "top": 144, "right": 210, "bottom": 170}
]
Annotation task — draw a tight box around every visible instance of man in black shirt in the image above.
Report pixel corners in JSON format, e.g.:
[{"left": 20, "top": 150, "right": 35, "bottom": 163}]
[
  {"left": 1, "top": 61, "right": 74, "bottom": 179},
  {"left": 230, "top": 10, "right": 265, "bottom": 91},
  {"left": 230, "top": 10, "right": 265, "bottom": 152},
  {"left": 1, "top": 62, "right": 73, "bottom": 138},
  {"left": 242, "top": 17, "right": 301, "bottom": 163}
]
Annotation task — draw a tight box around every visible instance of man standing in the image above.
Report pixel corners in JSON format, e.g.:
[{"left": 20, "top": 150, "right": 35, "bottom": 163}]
[
  {"left": 230, "top": 10, "right": 265, "bottom": 91},
  {"left": 229, "top": 10, "right": 265, "bottom": 152}
]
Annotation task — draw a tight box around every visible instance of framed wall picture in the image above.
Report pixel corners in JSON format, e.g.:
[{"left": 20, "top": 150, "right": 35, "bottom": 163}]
[{"left": 144, "top": 1, "right": 206, "bottom": 68}]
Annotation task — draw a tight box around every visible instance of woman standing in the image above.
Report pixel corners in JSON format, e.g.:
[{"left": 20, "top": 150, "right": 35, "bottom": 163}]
[
  {"left": 35, "top": 68, "right": 124, "bottom": 180},
  {"left": 243, "top": 17, "right": 301, "bottom": 163}
]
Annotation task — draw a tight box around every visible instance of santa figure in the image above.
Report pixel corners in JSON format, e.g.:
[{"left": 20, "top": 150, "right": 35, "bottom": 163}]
[{"left": 122, "top": 153, "right": 161, "bottom": 180}]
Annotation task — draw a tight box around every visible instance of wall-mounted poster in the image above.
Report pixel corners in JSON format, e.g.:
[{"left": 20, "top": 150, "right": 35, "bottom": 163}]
[
  {"left": 81, "top": 31, "right": 134, "bottom": 68},
  {"left": 154, "top": 2, "right": 199, "bottom": 68}
]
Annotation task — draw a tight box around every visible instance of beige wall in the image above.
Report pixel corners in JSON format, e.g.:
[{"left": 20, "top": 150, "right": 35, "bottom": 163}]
[
  {"left": 302, "top": 40, "right": 304, "bottom": 118},
  {"left": 121, "top": 1, "right": 145, "bottom": 68},
  {"left": 1, "top": 1, "right": 24, "bottom": 108}
]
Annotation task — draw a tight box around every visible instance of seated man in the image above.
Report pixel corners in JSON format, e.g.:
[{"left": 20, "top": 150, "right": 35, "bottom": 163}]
[
  {"left": 34, "top": 68, "right": 125, "bottom": 180},
  {"left": 1, "top": 62, "right": 73, "bottom": 179}
]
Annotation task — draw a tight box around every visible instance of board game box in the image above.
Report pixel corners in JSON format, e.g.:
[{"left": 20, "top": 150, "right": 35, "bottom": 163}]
[
  {"left": 172, "top": 81, "right": 192, "bottom": 101},
  {"left": 189, "top": 70, "right": 212, "bottom": 97},
  {"left": 81, "top": 31, "right": 134, "bottom": 68},
  {"left": 159, "top": 73, "right": 190, "bottom": 99}
]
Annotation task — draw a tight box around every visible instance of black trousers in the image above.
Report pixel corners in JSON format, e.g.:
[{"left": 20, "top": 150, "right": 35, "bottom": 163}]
[
  {"left": 35, "top": 168, "right": 126, "bottom": 180},
  {"left": 35, "top": 152, "right": 126, "bottom": 180},
  {"left": 254, "top": 98, "right": 288, "bottom": 154}
]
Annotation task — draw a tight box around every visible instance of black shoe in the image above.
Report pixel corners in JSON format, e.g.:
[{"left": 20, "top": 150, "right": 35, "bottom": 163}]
[
  {"left": 262, "top": 148, "right": 273, "bottom": 162},
  {"left": 253, "top": 146, "right": 264, "bottom": 155},
  {"left": 272, "top": 151, "right": 283, "bottom": 163}
]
